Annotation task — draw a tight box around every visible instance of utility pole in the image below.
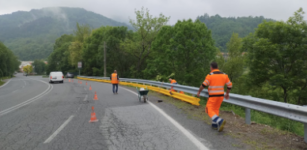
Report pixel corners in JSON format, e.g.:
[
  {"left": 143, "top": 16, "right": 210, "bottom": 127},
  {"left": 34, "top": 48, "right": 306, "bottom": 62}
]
[{"left": 104, "top": 41, "right": 106, "bottom": 77}]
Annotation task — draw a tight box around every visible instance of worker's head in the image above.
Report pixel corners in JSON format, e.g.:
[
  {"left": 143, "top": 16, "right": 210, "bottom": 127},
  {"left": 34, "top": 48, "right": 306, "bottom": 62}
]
[
  {"left": 210, "top": 62, "right": 218, "bottom": 71},
  {"left": 114, "top": 70, "right": 117, "bottom": 73},
  {"left": 169, "top": 78, "right": 172, "bottom": 82}
]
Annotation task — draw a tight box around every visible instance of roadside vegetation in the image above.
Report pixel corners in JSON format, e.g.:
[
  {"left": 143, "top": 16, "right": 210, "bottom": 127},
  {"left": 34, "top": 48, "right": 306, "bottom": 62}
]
[{"left": 0, "top": 41, "right": 20, "bottom": 85}]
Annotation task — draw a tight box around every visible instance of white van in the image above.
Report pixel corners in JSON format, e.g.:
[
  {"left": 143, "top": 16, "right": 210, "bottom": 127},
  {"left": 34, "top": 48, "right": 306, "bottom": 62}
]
[{"left": 49, "top": 71, "right": 64, "bottom": 83}]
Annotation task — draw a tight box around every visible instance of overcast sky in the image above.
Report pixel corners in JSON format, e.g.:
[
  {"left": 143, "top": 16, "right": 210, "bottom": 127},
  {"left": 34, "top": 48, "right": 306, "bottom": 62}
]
[{"left": 0, "top": 0, "right": 306, "bottom": 24}]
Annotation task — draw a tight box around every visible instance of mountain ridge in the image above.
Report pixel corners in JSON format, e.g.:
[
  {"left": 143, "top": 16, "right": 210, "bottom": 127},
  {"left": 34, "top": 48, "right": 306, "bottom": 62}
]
[{"left": 0, "top": 7, "right": 131, "bottom": 60}]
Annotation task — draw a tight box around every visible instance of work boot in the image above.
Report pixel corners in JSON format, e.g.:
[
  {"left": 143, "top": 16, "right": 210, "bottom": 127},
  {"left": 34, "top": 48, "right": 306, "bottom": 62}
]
[
  {"left": 211, "top": 123, "right": 217, "bottom": 130},
  {"left": 217, "top": 119, "right": 226, "bottom": 132}
]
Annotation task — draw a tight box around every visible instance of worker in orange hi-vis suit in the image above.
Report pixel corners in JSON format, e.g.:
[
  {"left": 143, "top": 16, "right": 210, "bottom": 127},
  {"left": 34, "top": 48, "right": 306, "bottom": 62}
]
[
  {"left": 197, "top": 62, "right": 232, "bottom": 132},
  {"left": 169, "top": 78, "right": 177, "bottom": 93},
  {"left": 169, "top": 78, "right": 185, "bottom": 95}
]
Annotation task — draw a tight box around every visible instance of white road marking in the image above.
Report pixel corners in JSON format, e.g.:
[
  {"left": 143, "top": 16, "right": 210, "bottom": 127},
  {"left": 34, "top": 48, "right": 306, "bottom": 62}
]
[
  {"left": 44, "top": 115, "right": 74, "bottom": 143},
  {"left": 0, "top": 79, "right": 11, "bottom": 89},
  {"left": 0, "top": 79, "right": 53, "bottom": 117},
  {"left": 122, "top": 87, "right": 209, "bottom": 150},
  {"left": 83, "top": 95, "right": 88, "bottom": 101}
]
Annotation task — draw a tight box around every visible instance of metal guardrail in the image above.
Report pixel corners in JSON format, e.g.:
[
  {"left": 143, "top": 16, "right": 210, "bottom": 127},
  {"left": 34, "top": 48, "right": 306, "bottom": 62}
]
[{"left": 79, "top": 75, "right": 307, "bottom": 143}]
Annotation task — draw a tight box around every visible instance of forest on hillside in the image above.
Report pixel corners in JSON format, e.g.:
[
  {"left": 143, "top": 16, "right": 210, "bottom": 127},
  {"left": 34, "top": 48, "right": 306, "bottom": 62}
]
[
  {"left": 0, "top": 7, "right": 274, "bottom": 60},
  {"left": 197, "top": 14, "right": 274, "bottom": 51},
  {"left": 0, "top": 7, "right": 131, "bottom": 60}
]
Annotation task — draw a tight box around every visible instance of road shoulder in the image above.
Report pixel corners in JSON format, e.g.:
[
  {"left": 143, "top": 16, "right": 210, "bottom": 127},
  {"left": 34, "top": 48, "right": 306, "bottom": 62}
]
[
  {"left": 121, "top": 85, "right": 248, "bottom": 150},
  {"left": 121, "top": 85, "right": 307, "bottom": 150}
]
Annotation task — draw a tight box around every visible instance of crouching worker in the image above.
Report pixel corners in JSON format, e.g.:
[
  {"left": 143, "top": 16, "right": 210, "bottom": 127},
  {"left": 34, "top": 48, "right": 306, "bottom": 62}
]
[
  {"left": 197, "top": 62, "right": 232, "bottom": 132},
  {"left": 169, "top": 78, "right": 177, "bottom": 93},
  {"left": 168, "top": 78, "right": 185, "bottom": 94}
]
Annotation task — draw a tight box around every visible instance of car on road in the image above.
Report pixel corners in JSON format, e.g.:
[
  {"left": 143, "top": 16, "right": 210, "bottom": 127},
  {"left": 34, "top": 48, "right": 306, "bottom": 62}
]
[
  {"left": 66, "top": 72, "right": 74, "bottom": 78},
  {"left": 49, "top": 71, "right": 64, "bottom": 83}
]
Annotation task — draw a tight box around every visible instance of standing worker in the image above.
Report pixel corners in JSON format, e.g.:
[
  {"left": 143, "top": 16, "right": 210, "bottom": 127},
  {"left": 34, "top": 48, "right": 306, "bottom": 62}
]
[
  {"left": 110, "top": 70, "right": 119, "bottom": 94},
  {"left": 197, "top": 62, "right": 232, "bottom": 132}
]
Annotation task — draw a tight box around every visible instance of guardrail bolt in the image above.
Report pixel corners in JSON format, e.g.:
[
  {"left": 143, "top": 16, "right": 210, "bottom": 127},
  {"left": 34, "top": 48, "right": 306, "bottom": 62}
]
[{"left": 245, "top": 108, "right": 251, "bottom": 125}]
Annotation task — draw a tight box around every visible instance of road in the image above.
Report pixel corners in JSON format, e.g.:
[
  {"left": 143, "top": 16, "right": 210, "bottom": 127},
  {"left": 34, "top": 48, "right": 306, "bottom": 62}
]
[{"left": 0, "top": 74, "right": 243, "bottom": 150}]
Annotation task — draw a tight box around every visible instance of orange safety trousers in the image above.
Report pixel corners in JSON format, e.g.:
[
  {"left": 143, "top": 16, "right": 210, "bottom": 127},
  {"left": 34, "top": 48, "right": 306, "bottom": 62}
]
[{"left": 205, "top": 97, "right": 224, "bottom": 118}]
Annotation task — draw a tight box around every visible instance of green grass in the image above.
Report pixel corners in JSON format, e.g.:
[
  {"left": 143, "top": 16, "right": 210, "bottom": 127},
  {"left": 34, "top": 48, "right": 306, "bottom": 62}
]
[
  {"left": 0, "top": 76, "right": 13, "bottom": 86},
  {"left": 199, "top": 98, "right": 304, "bottom": 137},
  {"left": 42, "top": 75, "right": 49, "bottom": 78}
]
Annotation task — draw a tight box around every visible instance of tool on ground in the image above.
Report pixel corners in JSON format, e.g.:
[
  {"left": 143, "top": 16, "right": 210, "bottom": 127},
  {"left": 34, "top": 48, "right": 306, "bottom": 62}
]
[{"left": 136, "top": 87, "right": 149, "bottom": 103}]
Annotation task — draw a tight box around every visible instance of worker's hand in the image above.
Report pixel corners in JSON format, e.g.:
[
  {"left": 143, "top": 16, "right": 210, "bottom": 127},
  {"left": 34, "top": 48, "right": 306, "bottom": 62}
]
[
  {"left": 197, "top": 92, "right": 200, "bottom": 97},
  {"left": 225, "top": 93, "right": 229, "bottom": 100}
]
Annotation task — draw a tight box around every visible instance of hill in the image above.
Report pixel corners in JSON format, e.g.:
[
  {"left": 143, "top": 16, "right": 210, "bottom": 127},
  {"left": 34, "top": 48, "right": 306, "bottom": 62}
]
[
  {"left": 197, "top": 14, "right": 275, "bottom": 52},
  {"left": 0, "top": 7, "right": 131, "bottom": 60}
]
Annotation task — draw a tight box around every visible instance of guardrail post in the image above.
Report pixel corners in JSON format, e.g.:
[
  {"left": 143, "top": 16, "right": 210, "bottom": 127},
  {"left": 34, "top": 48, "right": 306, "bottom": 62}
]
[
  {"left": 245, "top": 108, "right": 251, "bottom": 125},
  {"left": 305, "top": 123, "right": 307, "bottom": 143}
]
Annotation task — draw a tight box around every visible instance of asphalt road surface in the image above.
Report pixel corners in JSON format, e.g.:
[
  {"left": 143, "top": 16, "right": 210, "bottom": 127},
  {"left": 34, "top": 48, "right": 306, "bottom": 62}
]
[{"left": 0, "top": 74, "right": 243, "bottom": 150}]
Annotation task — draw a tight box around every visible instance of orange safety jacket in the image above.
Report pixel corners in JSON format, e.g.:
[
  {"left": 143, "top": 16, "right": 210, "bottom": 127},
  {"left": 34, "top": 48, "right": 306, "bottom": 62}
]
[
  {"left": 170, "top": 79, "right": 177, "bottom": 92},
  {"left": 171, "top": 79, "right": 177, "bottom": 84},
  {"left": 202, "top": 69, "right": 232, "bottom": 97},
  {"left": 111, "top": 73, "right": 119, "bottom": 84}
]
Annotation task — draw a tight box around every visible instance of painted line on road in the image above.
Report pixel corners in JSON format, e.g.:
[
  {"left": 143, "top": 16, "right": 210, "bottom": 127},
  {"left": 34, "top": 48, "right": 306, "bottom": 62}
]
[
  {"left": 122, "top": 87, "right": 209, "bottom": 150},
  {"left": 0, "top": 79, "right": 11, "bottom": 89},
  {"left": 44, "top": 115, "right": 74, "bottom": 143},
  {"left": 0, "top": 79, "right": 53, "bottom": 117}
]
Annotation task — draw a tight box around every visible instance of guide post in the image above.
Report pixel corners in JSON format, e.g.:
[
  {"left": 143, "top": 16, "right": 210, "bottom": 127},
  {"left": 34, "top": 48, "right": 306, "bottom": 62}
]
[{"left": 78, "top": 62, "right": 82, "bottom": 76}]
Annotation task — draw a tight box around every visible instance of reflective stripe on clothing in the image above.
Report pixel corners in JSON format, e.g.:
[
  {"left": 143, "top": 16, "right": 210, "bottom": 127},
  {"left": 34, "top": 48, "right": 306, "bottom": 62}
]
[
  {"left": 208, "top": 86, "right": 224, "bottom": 89},
  {"left": 202, "top": 69, "right": 232, "bottom": 96},
  {"left": 209, "top": 90, "right": 224, "bottom": 93},
  {"left": 203, "top": 80, "right": 210, "bottom": 86}
]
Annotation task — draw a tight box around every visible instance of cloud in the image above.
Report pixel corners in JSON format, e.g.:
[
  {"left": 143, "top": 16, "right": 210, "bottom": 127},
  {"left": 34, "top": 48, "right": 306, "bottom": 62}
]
[{"left": 0, "top": 0, "right": 306, "bottom": 25}]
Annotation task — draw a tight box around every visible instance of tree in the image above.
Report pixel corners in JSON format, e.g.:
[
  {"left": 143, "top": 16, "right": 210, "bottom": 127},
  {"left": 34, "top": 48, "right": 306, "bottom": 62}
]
[
  {"left": 144, "top": 19, "right": 216, "bottom": 86},
  {"left": 0, "top": 41, "right": 20, "bottom": 78},
  {"left": 68, "top": 23, "right": 92, "bottom": 66},
  {"left": 197, "top": 13, "right": 274, "bottom": 52},
  {"left": 47, "top": 34, "right": 76, "bottom": 75},
  {"left": 245, "top": 8, "right": 307, "bottom": 104},
  {"left": 32, "top": 60, "right": 46, "bottom": 74},
  {"left": 218, "top": 33, "right": 245, "bottom": 81},
  {"left": 121, "top": 7, "right": 170, "bottom": 76},
  {"left": 82, "top": 26, "right": 134, "bottom": 76},
  {"left": 23, "top": 65, "right": 33, "bottom": 74}
]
